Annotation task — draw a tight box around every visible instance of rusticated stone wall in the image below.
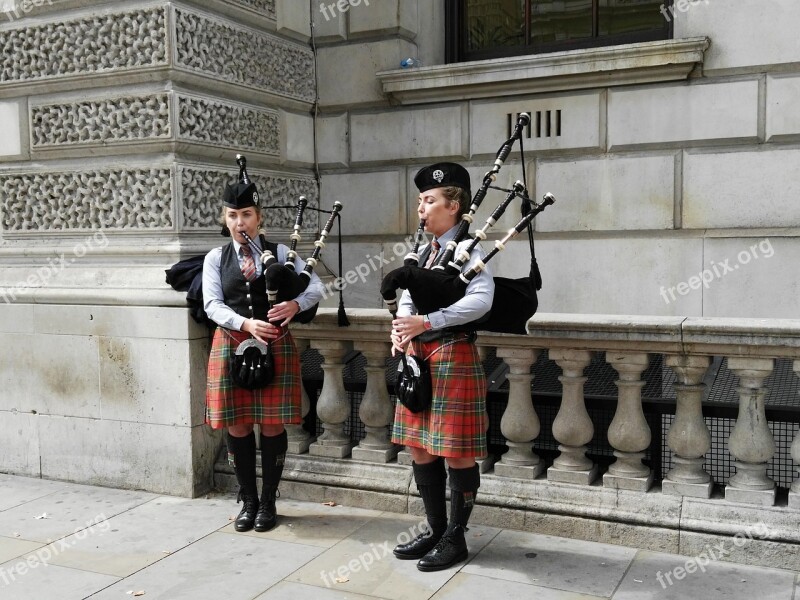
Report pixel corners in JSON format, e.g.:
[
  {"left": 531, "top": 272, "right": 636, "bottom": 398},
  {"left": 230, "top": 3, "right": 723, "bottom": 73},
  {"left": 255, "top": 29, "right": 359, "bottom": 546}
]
[
  {"left": 30, "top": 94, "right": 173, "bottom": 147},
  {"left": 0, "top": 0, "right": 317, "bottom": 497},
  {"left": 28, "top": 92, "right": 281, "bottom": 155},
  {"left": 0, "top": 7, "right": 169, "bottom": 84},
  {"left": 0, "top": 2, "right": 317, "bottom": 236}
]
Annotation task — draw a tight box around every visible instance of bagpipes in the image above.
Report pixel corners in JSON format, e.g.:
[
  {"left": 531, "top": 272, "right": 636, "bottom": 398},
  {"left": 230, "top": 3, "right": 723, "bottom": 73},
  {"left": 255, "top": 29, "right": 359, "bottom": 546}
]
[
  {"left": 381, "top": 113, "right": 557, "bottom": 337},
  {"left": 228, "top": 154, "right": 348, "bottom": 389},
  {"left": 382, "top": 114, "right": 556, "bottom": 411},
  {"left": 165, "top": 154, "right": 348, "bottom": 389}
]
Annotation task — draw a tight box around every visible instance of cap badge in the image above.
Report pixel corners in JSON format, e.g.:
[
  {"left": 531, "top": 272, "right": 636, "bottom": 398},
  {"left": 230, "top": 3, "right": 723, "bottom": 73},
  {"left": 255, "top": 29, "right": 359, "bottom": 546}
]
[{"left": 433, "top": 169, "right": 444, "bottom": 183}]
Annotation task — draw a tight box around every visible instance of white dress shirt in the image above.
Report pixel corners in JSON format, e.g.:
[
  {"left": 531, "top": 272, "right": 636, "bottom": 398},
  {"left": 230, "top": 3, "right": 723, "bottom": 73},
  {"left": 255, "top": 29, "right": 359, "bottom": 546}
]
[
  {"left": 397, "top": 224, "right": 495, "bottom": 329},
  {"left": 202, "top": 238, "right": 325, "bottom": 331}
]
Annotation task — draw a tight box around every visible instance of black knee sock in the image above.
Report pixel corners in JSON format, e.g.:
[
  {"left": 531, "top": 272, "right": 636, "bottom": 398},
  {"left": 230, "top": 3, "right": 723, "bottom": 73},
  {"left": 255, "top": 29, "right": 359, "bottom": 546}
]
[
  {"left": 448, "top": 464, "right": 480, "bottom": 529},
  {"left": 260, "top": 430, "right": 288, "bottom": 490},
  {"left": 227, "top": 431, "right": 258, "bottom": 498},
  {"left": 413, "top": 458, "right": 448, "bottom": 535}
]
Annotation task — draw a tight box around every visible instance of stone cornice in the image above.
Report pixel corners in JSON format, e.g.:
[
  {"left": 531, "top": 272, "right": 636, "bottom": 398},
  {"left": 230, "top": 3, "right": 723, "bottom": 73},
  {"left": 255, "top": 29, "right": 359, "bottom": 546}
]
[
  {"left": 295, "top": 309, "right": 800, "bottom": 360},
  {"left": 377, "top": 38, "right": 711, "bottom": 105}
]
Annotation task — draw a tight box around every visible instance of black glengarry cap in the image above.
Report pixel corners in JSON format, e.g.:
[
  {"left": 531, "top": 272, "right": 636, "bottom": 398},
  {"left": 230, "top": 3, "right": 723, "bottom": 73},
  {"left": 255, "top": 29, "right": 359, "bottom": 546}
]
[{"left": 414, "top": 162, "right": 471, "bottom": 196}]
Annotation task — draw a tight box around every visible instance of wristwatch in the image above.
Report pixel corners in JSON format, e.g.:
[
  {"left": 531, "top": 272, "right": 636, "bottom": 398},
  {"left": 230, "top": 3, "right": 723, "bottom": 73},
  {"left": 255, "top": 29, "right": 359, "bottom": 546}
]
[{"left": 422, "top": 314, "right": 433, "bottom": 331}]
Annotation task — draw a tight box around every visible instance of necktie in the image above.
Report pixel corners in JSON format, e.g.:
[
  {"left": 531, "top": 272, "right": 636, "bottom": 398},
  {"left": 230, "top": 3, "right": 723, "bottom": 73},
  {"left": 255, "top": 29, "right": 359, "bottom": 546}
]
[
  {"left": 424, "top": 239, "right": 440, "bottom": 269},
  {"left": 241, "top": 246, "right": 256, "bottom": 281}
]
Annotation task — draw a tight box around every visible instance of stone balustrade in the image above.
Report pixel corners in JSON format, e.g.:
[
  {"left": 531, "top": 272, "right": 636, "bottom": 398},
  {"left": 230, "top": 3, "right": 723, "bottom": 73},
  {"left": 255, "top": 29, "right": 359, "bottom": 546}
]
[{"left": 268, "top": 308, "right": 800, "bottom": 570}]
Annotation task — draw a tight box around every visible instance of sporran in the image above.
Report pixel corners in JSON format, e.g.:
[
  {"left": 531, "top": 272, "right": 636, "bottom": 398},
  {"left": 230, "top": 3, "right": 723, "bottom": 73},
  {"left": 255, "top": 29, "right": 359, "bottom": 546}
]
[
  {"left": 229, "top": 337, "right": 275, "bottom": 390},
  {"left": 395, "top": 355, "right": 432, "bottom": 413}
]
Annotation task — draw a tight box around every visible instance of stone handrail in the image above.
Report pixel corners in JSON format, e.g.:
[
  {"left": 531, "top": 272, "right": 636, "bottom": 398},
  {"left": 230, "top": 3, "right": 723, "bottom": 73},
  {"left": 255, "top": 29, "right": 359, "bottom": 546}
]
[
  {"left": 221, "top": 307, "right": 800, "bottom": 568},
  {"left": 291, "top": 308, "right": 800, "bottom": 505}
]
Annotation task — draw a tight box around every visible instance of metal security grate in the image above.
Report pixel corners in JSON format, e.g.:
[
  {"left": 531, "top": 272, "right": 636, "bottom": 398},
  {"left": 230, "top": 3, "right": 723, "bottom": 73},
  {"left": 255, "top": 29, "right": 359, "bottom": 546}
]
[
  {"left": 301, "top": 348, "right": 799, "bottom": 490},
  {"left": 706, "top": 357, "right": 800, "bottom": 409},
  {"left": 661, "top": 415, "right": 800, "bottom": 490}
]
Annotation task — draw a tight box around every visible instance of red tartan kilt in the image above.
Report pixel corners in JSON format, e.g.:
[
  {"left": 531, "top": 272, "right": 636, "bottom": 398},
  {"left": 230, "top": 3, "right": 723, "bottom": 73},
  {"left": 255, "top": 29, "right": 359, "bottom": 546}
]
[
  {"left": 206, "top": 327, "right": 302, "bottom": 429},
  {"left": 391, "top": 336, "right": 488, "bottom": 458}
]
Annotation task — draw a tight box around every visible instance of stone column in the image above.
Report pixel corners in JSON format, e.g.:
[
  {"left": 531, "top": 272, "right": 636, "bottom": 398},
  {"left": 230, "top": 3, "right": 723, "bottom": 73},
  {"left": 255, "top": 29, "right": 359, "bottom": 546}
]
[
  {"left": 494, "top": 347, "right": 543, "bottom": 479},
  {"left": 663, "top": 355, "right": 713, "bottom": 498},
  {"left": 309, "top": 340, "right": 353, "bottom": 458},
  {"left": 725, "top": 358, "right": 776, "bottom": 506},
  {"left": 352, "top": 341, "right": 399, "bottom": 463},
  {"left": 604, "top": 352, "right": 653, "bottom": 491},
  {"left": 286, "top": 338, "right": 313, "bottom": 454},
  {"left": 548, "top": 349, "right": 597, "bottom": 484},
  {"left": 789, "top": 360, "right": 800, "bottom": 509}
]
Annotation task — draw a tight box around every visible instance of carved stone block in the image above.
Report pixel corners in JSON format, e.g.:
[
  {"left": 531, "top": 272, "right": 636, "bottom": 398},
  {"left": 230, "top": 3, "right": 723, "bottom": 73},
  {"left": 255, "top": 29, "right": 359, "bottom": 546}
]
[
  {"left": 179, "top": 166, "right": 319, "bottom": 231},
  {"left": 174, "top": 7, "right": 314, "bottom": 102},
  {"left": 177, "top": 95, "right": 279, "bottom": 154},
  {"left": 30, "top": 94, "right": 171, "bottom": 147},
  {"left": 0, "top": 168, "right": 173, "bottom": 232},
  {"left": 0, "top": 7, "right": 168, "bottom": 84}
]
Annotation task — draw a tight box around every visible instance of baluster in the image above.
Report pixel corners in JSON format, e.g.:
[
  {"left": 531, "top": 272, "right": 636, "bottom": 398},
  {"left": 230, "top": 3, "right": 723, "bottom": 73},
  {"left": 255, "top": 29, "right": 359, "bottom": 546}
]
[
  {"left": 309, "top": 340, "right": 353, "bottom": 458},
  {"left": 725, "top": 358, "right": 776, "bottom": 506},
  {"left": 286, "top": 338, "right": 313, "bottom": 454},
  {"left": 352, "top": 341, "right": 399, "bottom": 463},
  {"left": 605, "top": 352, "right": 653, "bottom": 491},
  {"left": 663, "top": 355, "right": 713, "bottom": 497},
  {"left": 790, "top": 360, "right": 800, "bottom": 509},
  {"left": 494, "top": 347, "right": 543, "bottom": 479},
  {"left": 548, "top": 349, "right": 597, "bottom": 484}
]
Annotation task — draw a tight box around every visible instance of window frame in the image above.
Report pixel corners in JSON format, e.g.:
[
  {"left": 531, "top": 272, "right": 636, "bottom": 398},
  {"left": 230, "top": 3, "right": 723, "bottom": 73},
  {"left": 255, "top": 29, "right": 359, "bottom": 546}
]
[{"left": 445, "top": 0, "right": 675, "bottom": 64}]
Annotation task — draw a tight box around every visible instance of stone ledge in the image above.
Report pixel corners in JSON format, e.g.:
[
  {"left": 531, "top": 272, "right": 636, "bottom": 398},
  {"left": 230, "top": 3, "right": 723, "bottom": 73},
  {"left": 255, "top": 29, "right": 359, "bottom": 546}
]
[
  {"left": 377, "top": 38, "right": 710, "bottom": 105},
  {"left": 215, "top": 454, "right": 800, "bottom": 569}
]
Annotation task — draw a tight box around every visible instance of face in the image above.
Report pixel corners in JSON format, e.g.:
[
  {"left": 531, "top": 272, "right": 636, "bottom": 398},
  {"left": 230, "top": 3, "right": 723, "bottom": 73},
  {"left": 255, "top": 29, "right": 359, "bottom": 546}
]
[
  {"left": 225, "top": 206, "right": 262, "bottom": 244},
  {"left": 417, "top": 188, "right": 459, "bottom": 238}
]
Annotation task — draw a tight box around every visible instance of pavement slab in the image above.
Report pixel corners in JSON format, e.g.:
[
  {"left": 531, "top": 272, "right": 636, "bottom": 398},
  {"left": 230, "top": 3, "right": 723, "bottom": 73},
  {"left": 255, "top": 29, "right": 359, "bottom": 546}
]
[
  {"left": 88, "top": 532, "right": 324, "bottom": 600},
  {"left": 613, "top": 549, "right": 796, "bottom": 600},
  {"left": 0, "top": 475, "right": 796, "bottom": 600}
]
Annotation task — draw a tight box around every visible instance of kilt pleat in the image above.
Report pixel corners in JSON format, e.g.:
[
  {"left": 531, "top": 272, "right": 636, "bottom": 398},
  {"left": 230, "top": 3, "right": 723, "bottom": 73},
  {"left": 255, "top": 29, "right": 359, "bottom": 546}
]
[
  {"left": 391, "top": 336, "right": 488, "bottom": 458},
  {"left": 206, "top": 327, "right": 301, "bottom": 429}
]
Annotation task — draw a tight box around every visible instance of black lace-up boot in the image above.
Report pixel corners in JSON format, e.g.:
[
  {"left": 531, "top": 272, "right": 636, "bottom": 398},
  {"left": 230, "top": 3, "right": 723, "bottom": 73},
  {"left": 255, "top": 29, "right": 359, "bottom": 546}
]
[
  {"left": 227, "top": 431, "right": 259, "bottom": 532},
  {"left": 417, "top": 464, "right": 479, "bottom": 571},
  {"left": 394, "top": 458, "right": 448, "bottom": 559},
  {"left": 255, "top": 430, "right": 287, "bottom": 532}
]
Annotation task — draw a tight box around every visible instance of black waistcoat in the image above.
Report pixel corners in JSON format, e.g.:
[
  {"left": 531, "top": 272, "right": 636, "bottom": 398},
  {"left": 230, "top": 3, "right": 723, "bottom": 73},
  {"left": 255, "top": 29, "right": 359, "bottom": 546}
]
[{"left": 220, "top": 242, "right": 271, "bottom": 321}]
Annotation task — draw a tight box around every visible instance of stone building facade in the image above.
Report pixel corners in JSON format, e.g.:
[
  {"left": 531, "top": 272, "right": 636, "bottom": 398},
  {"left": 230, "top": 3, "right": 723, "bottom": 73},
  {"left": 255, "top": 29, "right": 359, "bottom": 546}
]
[{"left": 1, "top": 0, "right": 798, "bottom": 499}]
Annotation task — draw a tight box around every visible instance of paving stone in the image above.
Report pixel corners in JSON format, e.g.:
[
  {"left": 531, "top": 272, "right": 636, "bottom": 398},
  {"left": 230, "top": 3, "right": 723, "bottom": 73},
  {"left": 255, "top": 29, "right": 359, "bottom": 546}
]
[
  {"left": 45, "top": 495, "right": 233, "bottom": 577},
  {"left": 0, "top": 560, "right": 118, "bottom": 600},
  {"left": 431, "top": 572, "right": 606, "bottom": 599},
  {"left": 286, "top": 512, "right": 500, "bottom": 600},
  {"left": 461, "top": 529, "right": 636, "bottom": 597},
  {"left": 613, "top": 550, "right": 796, "bottom": 600},
  {"left": 88, "top": 532, "right": 323, "bottom": 600}
]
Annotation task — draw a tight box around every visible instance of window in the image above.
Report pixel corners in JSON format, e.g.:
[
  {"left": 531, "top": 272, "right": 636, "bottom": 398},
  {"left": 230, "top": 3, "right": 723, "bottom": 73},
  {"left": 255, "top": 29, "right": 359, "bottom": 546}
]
[{"left": 446, "top": 0, "right": 673, "bottom": 63}]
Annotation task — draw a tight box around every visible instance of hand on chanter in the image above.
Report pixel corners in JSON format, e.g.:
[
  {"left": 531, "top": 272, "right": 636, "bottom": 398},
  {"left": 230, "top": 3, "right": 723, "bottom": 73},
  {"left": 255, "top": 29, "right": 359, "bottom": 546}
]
[
  {"left": 243, "top": 318, "right": 281, "bottom": 343},
  {"left": 390, "top": 315, "right": 425, "bottom": 356},
  {"left": 267, "top": 300, "right": 300, "bottom": 327}
]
